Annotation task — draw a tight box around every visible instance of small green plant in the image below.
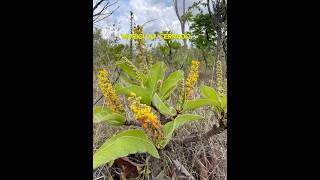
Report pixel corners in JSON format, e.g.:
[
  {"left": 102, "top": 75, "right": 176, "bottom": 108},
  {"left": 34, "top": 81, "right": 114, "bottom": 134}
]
[{"left": 93, "top": 57, "right": 227, "bottom": 169}]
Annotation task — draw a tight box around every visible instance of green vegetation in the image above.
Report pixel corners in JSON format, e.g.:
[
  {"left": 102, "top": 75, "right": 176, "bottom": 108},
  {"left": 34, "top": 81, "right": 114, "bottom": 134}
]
[{"left": 93, "top": 0, "right": 227, "bottom": 179}]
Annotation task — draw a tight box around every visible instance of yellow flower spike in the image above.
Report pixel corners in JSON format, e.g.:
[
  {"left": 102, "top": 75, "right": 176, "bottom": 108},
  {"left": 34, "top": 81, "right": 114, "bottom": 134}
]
[
  {"left": 216, "top": 60, "right": 224, "bottom": 96},
  {"left": 128, "top": 93, "right": 164, "bottom": 143},
  {"left": 185, "top": 60, "right": 200, "bottom": 100},
  {"left": 97, "top": 69, "right": 124, "bottom": 113}
]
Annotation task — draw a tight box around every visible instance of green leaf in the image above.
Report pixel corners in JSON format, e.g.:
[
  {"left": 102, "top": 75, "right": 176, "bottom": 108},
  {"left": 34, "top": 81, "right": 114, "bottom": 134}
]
[
  {"left": 200, "top": 85, "right": 220, "bottom": 106},
  {"left": 116, "top": 85, "right": 152, "bottom": 105},
  {"left": 167, "top": 114, "right": 203, "bottom": 130},
  {"left": 171, "top": 41, "right": 181, "bottom": 49},
  {"left": 159, "top": 70, "right": 184, "bottom": 100},
  {"left": 182, "top": 98, "right": 213, "bottom": 112},
  {"left": 147, "top": 62, "right": 166, "bottom": 93},
  {"left": 120, "top": 74, "right": 136, "bottom": 86},
  {"left": 152, "top": 93, "right": 176, "bottom": 117},
  {"left": 116, "top": 58, "right": 146, "bottom": 83},
  {"left": 93, "top": 106, "right": 126, "bottom": 126},
  {"left": 93, "top": 129, "right": 160, "bottom": 169},
  {"left": 167, "top": 103, "right": 177, "bottom": 115},
  {"left": 116, "top": 61, "right": 136, "bottom": 79},
  {"left": 160, "top": 114, "right": 203, "bottom": 148},
  {"left": 108, "top": 160, "right": 114, "bottom": 167},
  {"left": 159, "top": 119, "right": 176, "bottom": 148},
  {"left": 113, "top": 83, "right": 123, "bottom": 92}
]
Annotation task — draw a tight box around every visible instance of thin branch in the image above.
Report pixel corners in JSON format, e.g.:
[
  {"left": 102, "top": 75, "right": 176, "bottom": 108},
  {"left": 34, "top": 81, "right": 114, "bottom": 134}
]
[
  {"left": 172, "top": 114, "right": 227, "bottom": 144},
  {"left": 176, "top": 123, "right": 226, "bottom": 144},
  {"left": 93, "top": 0, "right": 105, "bottom": 11},
  {"left": 141, "top": 19, "right": 158, "bottom": 27},
  {"left": 94, "top": 5, "right": 120, "bottom": 23},
  {"left": 207, "top": 0, "right": 214, "bottom": 28},
  {"left": 173, "top": 0, "right": 182, "bottom": 22},
  {"left": 183, "top": 0, "right": 186, "bottom": 15},
  {"left": 93, "top": 0, "right": 119, "bottom": 23},
  {"left": 124, "top": 120, "right": 140, "bottom": 127},
  {"left": 93, "top": 3, "right": 109, "bottom": 17}
]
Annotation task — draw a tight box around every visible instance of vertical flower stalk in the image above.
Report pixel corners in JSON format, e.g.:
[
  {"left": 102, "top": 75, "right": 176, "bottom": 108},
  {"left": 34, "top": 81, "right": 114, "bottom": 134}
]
[
  {"left": 134, "top": 25, "right": 147, "bottom": 72},
  {"left": 142, "top": 63, "right": 149, "bottom": 75},
  {"left": 223, "top": 78, "right": 227, "bottom": 95},
  {"left": 147, "top": 53, "right": 153, "bottom": 68},
  {"left": 128, "top": 93, "right": 164, "bottom": 145},
  {"left": 216, "top": 60, "right": 223, "bottom": 96},
  {"left": 97, "top": 69, "right": 124, "bottom": 113},
  {"left": 177, "top": 78, "right": 186, "bottom": 110},
  {"left": 185, "top": 60, "right": 200, "bottom": 100}
]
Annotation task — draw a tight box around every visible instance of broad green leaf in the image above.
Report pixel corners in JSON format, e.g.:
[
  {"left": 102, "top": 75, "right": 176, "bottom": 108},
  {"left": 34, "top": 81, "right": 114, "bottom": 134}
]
[
  {"left": 200, "top": 85, "right": 220, "bottom": 106},
  {"left": 159, "top": 70, "right": 184, "bottom": 100},
  {"left": 116, "top": 61, "right": 136, "bottom": 79},
  {"left": 116, "top": 85, "right": 152, "bottom": 105},
  {"left": 182, "top": 98, "right": 213, "bottom": 112},
  {"left": 166, "top": 114, "right": 203, "bottom": 130},
  {"left": 93, "top": 129, "right": 160, "bottom": 169},
  {"left": 116, "top": 58, "right": 146, "bottom": 83},
  {"left": 147, "top": 62, "right": 166, "bottom": 93},
  {"left": 120, "top": 74, "right": 136, "bottom": 86},
  {"left": 167, "top": 103, "right": 177, "bottom": 115},
  {"left": 152, "top": 93, "right": 176, "bottom": 117},
  {"left": 160, "top": 114, "right": 203, "bottom": 148},
  {"left": 159, "top": 119, "right": 176, "bottom": 148},
  {"left": 93, "top": 106, "right": 126, "bottom": 126}
]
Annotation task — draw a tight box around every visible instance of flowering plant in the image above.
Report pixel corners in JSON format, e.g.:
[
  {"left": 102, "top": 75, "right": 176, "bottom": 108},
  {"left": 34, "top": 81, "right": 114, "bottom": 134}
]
[{"left": 93, "top": 57, "right": 227, "bottom": 169}]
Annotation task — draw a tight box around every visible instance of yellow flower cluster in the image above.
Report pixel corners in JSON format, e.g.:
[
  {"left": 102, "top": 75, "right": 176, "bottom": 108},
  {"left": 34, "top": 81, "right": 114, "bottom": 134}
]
[
  {"left": 185, "top": 60, "right": 200, "bottom": 99},
  {"left": 128, "top": 93, "right": 163, "bottom": 142},
  {"left": 97, "top": 70, "right": 124, "bottom": 112},
  {"left": 216, "top": 60, "right": 223, "bottom": 95}
]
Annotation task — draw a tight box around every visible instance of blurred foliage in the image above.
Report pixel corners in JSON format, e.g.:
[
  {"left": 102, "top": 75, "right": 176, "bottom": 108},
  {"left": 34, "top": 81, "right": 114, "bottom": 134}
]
[{"left": 93, "top": 28, "right": 129, "bottom": 71}]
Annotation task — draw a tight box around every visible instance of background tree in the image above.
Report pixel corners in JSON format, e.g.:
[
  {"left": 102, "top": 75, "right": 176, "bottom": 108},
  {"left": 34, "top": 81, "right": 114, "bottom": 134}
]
[
  {"left": 173, "top": 0, "right": 192, "bottom": 48},
  {"left": 157, "top": 31, "right": 181, "bottom": 69},
  {"left": 93, "top": 0, "right": 120, "bottom": 23},
  {"left": 205, "top": 0, "right": 227, "bottom": 86},
  {"left": 189, "top": 13, "right": 216, "bottom": 72},
  {"left": 129, "top": 11, "right": 134, "bottom": 59}
]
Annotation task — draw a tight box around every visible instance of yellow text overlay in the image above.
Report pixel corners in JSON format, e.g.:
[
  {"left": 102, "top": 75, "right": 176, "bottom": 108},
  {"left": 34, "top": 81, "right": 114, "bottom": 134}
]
[{"left": 121, "top": 33, "right": 191, "bottom": 40}]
